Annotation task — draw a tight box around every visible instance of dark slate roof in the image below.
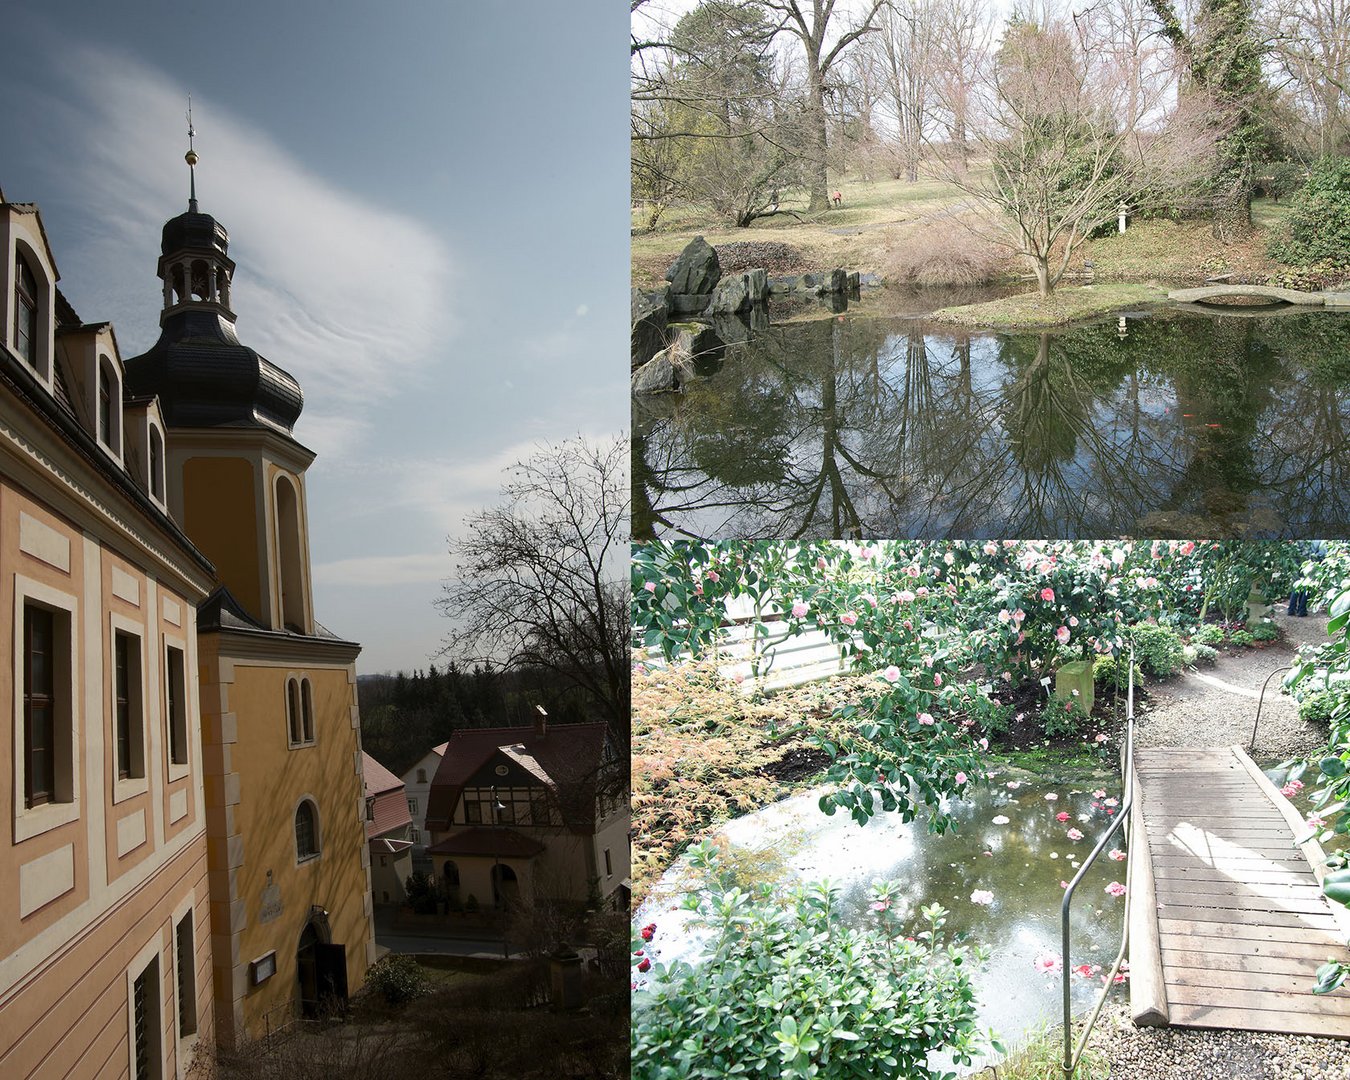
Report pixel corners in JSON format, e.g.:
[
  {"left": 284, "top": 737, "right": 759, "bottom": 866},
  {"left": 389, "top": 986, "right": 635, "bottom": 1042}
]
[
  {"left": 426, "top": 827, "right": 546, "bottom": 859},
  {"left": 424, "top": 722, "right": 609, "bottom": 834},
  {"left": 54, "top": 288, "right": 81, "bottom": 328},
  {"left": 161, "top": 211, "right": 230, "bottom": 259},
  {"left": 196, "top": 586, "right": 267, "bottom": 632},
  {"left": 123, "top": 308, "right": 303, "bottom": 434}
]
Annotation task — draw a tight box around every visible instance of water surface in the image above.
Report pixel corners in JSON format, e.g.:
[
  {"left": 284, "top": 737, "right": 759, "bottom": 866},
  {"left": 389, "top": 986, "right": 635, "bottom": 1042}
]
[{"left": 634, "top": 305, "right": 1350, "bottom": 538}]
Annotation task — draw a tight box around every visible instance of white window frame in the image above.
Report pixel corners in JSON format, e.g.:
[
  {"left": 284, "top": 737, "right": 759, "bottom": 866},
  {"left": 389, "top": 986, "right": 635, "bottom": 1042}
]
[
  {"left": 109, "top": 613, "right": 149, "bottom": 803},
  {"left": 125, "top": 935, "right": 163, "bottom": 1080},
  {"left": 294, "top": 794, "right": 322, "bottom": 866},
  {"left": 12, "top": 574, "right": 80, "bottom": 842},
  {"left": 164, "top": 634, "right": 190, "bottom": 782}
]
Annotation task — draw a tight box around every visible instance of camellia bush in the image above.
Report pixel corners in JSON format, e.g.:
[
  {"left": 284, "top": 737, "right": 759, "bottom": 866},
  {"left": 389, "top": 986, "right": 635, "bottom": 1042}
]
[{"left": 631, "top": 842, "right": 991, "bottom": 1080}]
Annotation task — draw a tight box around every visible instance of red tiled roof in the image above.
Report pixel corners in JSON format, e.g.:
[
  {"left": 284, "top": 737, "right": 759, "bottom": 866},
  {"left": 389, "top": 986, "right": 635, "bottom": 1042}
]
[
  {"left": 362, "top": 752, "right": 404, "bottom": 796},
  {"left": 423, "top": 722, "right": 610, "bottom": 833},
  {"left": 425, "top": 827, "right": 545, "bottom": 858}
]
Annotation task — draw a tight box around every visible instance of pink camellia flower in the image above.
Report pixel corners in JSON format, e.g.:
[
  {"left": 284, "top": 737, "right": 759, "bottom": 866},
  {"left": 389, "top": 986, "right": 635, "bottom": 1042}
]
[
  {"left": 1040, "top": 587, "right": 1055, "bottom": 602},
  {"left": 1094, "top": 733, "right": 1109, "bottom": 744},
  {"left": 906, "top": 565, "right": 921, "bottom": 578},
  {"left": 903, "top": 619, "right": 913, "bottom": 630},
  {"left": 643, "top": 581, "right": 657, "bottom": 593},
  {"left": 1045, "top": 792, "right": 1059, "bottom": 802},
  {"left": 1103, "top": 797, "right": 1119, "bottom": 807},
  {"left": 979, "top": 737, "right": 989, "bottom": 751},
  {"left": 1072, "top": 963, "right": 1099, "bottom": 979},
  {"left": 1280, "top": 779, "right": 1305, "bottom": 797},
  {"left": 998, "top": 609, "right": 1011, "bottom": 624},
  {"left": 1105, "top": 881, "right": 1127, "bottom": 897},
  {"left": 923, "top": 655, "right": 935, "bottom": 668},
  {"left": 955, "top": 771, "right": 968, "bottom": 785},
  {"left": 1060, "top": 880, "right": 1070, "bottom": 889},
  {"left": 694, "top": 583, "right": 703, "bottom": 597},
  {"left": 791, "top": 600, "right": 809, "bottom": 619},
  {"left": 1002, "top": 671, "right": 1013, "bottom": 682},
  {"left": 918, "top": 712, "right": 935, "bottom": 726},
  {"left": 983, "top": 541, "right": 998, "bottom": 556},
  {"left": 841, "top": 611, "right": 858, "bottom": 626},
  {"left": 917, "top": 586, "right": 931, "bottom": 598},
  {"left": 861, "top": 592, "right": 877, "bottom": 608},
  {"left": 641, "top": 927, "right": 654, "bottom": 941},
  {"left": 1034, "top": 953, "right": 1062, "bottom": 975},
  {"left": 860, "top": 545, "right": 874, "bottom": 560},
  {"left": 1308, "top": 814, "right": 1328, "bottom": 829},
  {"left": 871, "top": 899, "right": 891, "bottom": 912},
  {"left": 1108, "top": 849, "right": 1126, "bottom": 861},
  {"left": 706, "top": 569, "right": 720, "bottom": 583},
  {"left": 733, "top": 672, "right": 745, "bottom": 684},
  {"left": 637, "top": 957, "right": 651, "bottom": 973},
  {"left": 898, "top": 589, "right": 916, "bottom": 603},
  {"left": 1056, "top": 811, "right": 1071, "bottom": 822},
  {"left": 970, "top": 889, "right": 994, "bottom": 905},
  {"left": 1066, "top": 828, "right": 1084, "bottom": 841},
  {"left": 817, "top": 556, "right": 827, "bottom": 569},
  {"left": 1056, "top": 626, "right": 1071, "bottom": 645},
  {"left": 934, "top": 674, "right": 943, "bottom": 687},
  {"left": 1006, "top": 781, "right": 1021, "bottom": 789},
  {"left": 1180, "top": 541, "right": 1195, "bottom": 555},
  {"left": 1068, "top": 616, "right": 1079, "bottom": 627},
  {"left": 1092, "top": 789, "right": 1107, "bottom": 799},
  {"left": 882, "top": 665, "right": 902, "bottom": 683},
  {"left": 944, "top": 552, "right": 956, "bottom": 566}
]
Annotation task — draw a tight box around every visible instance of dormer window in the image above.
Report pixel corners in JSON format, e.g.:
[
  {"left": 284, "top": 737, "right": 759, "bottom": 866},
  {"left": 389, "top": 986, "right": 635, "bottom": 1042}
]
[
  {"left": 149, "top": 427, "right": 165, "bottom": 502},
  {"left": 14, "top": 254, "right": 37, "bottom": 365},
  {"left": 98, "top": 365, "right": 112, "bottom": 444}
]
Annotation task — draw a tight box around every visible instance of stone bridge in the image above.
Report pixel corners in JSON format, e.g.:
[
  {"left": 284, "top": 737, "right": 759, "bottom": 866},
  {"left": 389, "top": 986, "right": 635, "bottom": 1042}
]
[{"left": 1167, "top": 284, "right": 1350, "bottom": 307}]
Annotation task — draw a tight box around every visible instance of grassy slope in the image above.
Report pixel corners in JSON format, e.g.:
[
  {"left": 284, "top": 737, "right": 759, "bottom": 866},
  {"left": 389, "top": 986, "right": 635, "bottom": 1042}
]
[{"left": 929, "top": 283, "right": 1169, "bottom": 329}]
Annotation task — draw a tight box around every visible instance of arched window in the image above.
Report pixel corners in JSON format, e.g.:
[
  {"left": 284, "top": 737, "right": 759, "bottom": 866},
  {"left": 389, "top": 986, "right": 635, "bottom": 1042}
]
[
  {"left": 14, "top": 253, "right": 37, "bottom": 365},
  {"left": 443, "top": 860, "right": 460, "bottom": 889},
  {"left": 275, "top": 476, "right": 306, "bottom": 632},
  {"left": 295, "top": 799, "right": 320, "bottom": 861},
  {"left": 149, "top": 427, "right": 165, "bottom": 502},
  {"left": 301, "top": 678, "right": 314, "bottom": 742},
  {"left": 286, "top": 678, "right": 302, "bottom": 744},
  {"left": 98, "top": 361, "right": 113, "bottom": 445}
]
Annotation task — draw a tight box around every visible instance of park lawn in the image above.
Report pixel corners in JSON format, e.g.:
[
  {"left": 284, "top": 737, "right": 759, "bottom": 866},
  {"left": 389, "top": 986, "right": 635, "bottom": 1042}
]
[{"left": 929, "top": 282, "right": 1169, "bottom": 329}]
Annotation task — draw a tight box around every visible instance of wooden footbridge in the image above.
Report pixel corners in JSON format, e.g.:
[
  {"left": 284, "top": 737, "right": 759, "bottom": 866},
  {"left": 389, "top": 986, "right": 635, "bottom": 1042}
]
[
  {"left": 1167, "top": 284, "right": 1350, "bottom": 307},
  {"left": 1128, "top": 745, "right": 1350, "bottom": 1038}
]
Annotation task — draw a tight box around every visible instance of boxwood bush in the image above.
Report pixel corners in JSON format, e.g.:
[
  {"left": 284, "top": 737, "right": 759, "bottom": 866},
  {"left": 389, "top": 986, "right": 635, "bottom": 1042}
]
[{"left": 1131, "top": 624, "right": 1186, "bottom": 676}]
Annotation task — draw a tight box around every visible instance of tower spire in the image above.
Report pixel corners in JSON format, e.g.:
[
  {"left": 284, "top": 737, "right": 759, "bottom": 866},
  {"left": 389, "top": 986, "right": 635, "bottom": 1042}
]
[{"left": 185, "top": 96, "right": 198, "bottom": 212}]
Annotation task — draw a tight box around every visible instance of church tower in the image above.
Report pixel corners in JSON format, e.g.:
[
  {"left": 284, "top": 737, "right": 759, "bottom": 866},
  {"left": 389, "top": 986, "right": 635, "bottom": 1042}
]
[{"left": 123, "top": 125, "right": 373, "bottom": 1046}]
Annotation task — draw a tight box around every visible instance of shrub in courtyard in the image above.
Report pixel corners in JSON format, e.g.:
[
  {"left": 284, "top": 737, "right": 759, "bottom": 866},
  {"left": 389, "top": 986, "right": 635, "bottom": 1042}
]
[
  {"left": 404, "top": 871, "right": 437, "bottom": 914},
  {"left": 1269, "top": 157, "right": 1350, "bottom": 269},
  {"left": 1230, "top": 630, "right": 1256, "bottom": 648},
  {"left": 1043, "top": 696, "right": 1090, "bottom": 738},
  {"left": 1299, "top": 690, "right": 1342, "bottom": 726},
  {"left": 631, "top": 842, "right": 989, "bottom": 1080},
  {"left": 1251, "top": 621, "right": 1279, "bottom": 642},
  {"left": 886, "top": 217, "right": 1013, "bottom": 286},
  {"left": 1130, "top": 624, "right": 1185, "bottom": 676},
  {"left": 1192, "top": 623, "right": 1226, "bottom": 645},
  {"left": 1190, "top": 643, "right": 1219, "bottom": 666},
  {"left": 365, "top": 954, "right": 429, "bottom": 1005},
  {"left": 1093, "top": 655, "right": 1143, "bottom": 690}
]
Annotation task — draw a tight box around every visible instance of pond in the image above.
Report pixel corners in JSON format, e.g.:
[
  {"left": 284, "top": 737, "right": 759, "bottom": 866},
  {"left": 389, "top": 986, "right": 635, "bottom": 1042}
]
[
  {"left": 634, "top": 770, "right": 1130, "bottom": 1072},
  {"left": 633, "top": 303, "right": 1350, "bottom": 539}
]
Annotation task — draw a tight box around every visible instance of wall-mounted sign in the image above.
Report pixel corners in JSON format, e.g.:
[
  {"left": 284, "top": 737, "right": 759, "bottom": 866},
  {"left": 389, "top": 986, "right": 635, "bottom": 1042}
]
[
  {"left": 259, "top": 881, "right": 283, "bottom": 924},
  {"left": 249, "top": 951, "right": 277, "bottom": 985}
]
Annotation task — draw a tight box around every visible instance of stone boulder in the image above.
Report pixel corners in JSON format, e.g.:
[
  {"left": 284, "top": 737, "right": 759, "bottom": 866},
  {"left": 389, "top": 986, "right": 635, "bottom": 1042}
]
[
  {"left": 631, "top": 286, "right": 669, "bottom": 369},
  {"left": 630, "top": 325, "right": 725, "bottom": 395},
  {"left": 666, "top": 236, "right": 721, "bottom": 314}
]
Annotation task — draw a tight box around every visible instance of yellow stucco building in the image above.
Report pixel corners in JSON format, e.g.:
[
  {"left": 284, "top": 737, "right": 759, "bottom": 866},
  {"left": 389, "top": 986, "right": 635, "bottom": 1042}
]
[{"left": 123, "top": 181, "right": 373, "bottom": 1044}]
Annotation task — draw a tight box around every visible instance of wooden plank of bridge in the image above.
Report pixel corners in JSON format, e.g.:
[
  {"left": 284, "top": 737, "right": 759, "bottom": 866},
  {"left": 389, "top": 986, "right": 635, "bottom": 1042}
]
[{"left": 1131, "top": 744, "right": 1350, "bottom": 1039}]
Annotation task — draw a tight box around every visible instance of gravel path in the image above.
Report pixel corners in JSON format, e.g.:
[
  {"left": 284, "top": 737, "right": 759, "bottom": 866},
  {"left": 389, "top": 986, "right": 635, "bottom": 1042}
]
[
  {"left": 1133, "top": 610, "right": 1330, "bottom": 760},
  {"left": 1085, "top": 611, "right": 1349, "bottom": 1078}
]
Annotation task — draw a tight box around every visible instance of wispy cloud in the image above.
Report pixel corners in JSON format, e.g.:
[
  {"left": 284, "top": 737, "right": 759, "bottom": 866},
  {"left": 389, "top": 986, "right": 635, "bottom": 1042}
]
[
  {"left": 51, "top": 44, "right": 453, "bottom": 460},
  {"left": 312, "top": 552, "right": 450, "bottom": 587}
]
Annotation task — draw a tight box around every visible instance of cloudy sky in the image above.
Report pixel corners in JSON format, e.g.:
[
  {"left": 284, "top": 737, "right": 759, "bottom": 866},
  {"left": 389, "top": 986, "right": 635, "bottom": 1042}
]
[{"left": 2, "top": 1, "right": 629, "bottom": 673}]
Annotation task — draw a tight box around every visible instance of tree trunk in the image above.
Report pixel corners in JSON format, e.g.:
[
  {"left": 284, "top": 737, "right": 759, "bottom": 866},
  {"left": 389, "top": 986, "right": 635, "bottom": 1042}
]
[
  {"left": 1211, "top": 164, "right": 1253, "bottom": 243},
  {"left": 1033, "top": 257, "right": 1052, "bottom": 298},
  {"left": 805, "top": 66, "right": 831, "bottom": 211}
]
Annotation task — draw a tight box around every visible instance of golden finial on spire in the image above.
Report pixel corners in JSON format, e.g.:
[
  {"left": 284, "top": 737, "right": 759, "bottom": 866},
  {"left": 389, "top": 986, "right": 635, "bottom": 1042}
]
[{"left": 185, "top": 95, "right": 199, "bottom": 212}]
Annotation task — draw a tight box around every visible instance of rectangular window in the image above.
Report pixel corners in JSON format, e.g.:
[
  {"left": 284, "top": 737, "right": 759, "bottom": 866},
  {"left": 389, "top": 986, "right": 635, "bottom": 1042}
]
[
  {"left": 410, "top": 828, "right": 419, "bottom": 843},
  {"left": 114, "top": 632, "right": 144, "bottom": 780},
  {"left": 407, "top": 797, "right": 417, "bottom": 815},
  {"left": 24, "top": 604, "right": 56, "bottom": 807},
  {"left": 531, "top": 793, "right": 551, "bottom": 827},
  {"left": 133, "top": 956, "right": 160, "bottom": 1080},
  {"left": 464, "top": 800, "right": 482, "bottom": 824},
  {"left": 165, "top": 646, "right": 187, "bottom": 766},
  {"left": 175, "top": 912, "right": 197, "bottom": 1037},
  {"left": 604, "top": 848, "right": 613, "bottom": 877},
  {"left": 379, "top": 855, "right": 387, "bottom": 867}
]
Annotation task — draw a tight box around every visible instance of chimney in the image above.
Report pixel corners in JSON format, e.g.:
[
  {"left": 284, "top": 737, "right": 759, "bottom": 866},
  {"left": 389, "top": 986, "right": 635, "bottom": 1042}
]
[{"left": 534, "top": 704, "right": 548, "bottom": 739}]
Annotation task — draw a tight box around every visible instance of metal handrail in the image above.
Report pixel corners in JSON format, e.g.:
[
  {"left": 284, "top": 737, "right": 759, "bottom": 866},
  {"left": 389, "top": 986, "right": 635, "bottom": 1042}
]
[
  {"left": 1249, "top": 665, "right": 1294, "bottom": 752},
  {"left": 1060, "top": 648, "right": 1136, "bottom": 1075}
]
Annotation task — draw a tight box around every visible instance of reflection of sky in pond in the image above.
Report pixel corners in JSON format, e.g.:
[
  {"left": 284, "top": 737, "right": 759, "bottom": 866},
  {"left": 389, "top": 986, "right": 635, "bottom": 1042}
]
[
  {"left": 633, "top": 307, "right": 1350, "bottom": 540},
  {"left": 635, "top": 774, "right": 1130, "bottom": 1072}
]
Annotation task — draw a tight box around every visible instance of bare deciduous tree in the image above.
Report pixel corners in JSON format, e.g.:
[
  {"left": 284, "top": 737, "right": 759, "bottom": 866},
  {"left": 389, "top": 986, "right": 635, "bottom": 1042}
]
[
  {"left": 437, "top": 437, "right": 630, "bottom": 776},
  {"left": 1263, "top": 0, "right": 1350, "bottom": 157}
]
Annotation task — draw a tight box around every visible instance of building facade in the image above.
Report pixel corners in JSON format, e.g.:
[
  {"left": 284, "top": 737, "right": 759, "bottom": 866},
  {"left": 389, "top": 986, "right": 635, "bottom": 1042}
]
[
  {"left": 1, "top": 169, "right": 372, "bottom": 1074},
  {"left": 363, "top": 752, "right": 414, "bottom": 906},
  {"left": 422, "top": 717, "right": 627, "bottom": 911},
  {"left": 1, "top": 197, "right": 216, "bottom": 1077},
  {"left": 399, "top": 740, "right": 446, "bottom": 865}
]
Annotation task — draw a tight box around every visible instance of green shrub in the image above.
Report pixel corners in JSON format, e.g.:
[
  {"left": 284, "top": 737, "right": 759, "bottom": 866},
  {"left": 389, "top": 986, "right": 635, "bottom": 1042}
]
[
  {"left": 1093, "top": 655, "right": 1143, "bottom": 689},
  {"left": 1044, "top": 696, "right": 1090, "bottom": 738},
  {"left": 1300, "top": 690, "right": 1344, "bottom": 726},
  {"left": 1131, "top": 624, "right": 1186, "bottom": 676},
  {"left": 1251, "top": 621, "right": 1279, "bottom": 642},
  {"left": 1269, "top": 157, "right": 1350, "bottom": 269},
  {"left": 981, "top": 700, "right": 1017, "bottom": 736},
  {"left": 1230, "top": 630, "right": 1256, "bottom": 647},
  {"left": 405, "top": 871, "right": 439, "bottom": 914},
  {"left": 1191, "top": 643, "right": 1219, "bottom": 666},
  {"left": 1193, "top": 624, "right": 1226, "bottom": 646},
  {"left": 632, "top": 842, "right": 987, "bottom": 1079},
  {"left": 365, "top": 954, "right": 429, "bottom": 1005}
]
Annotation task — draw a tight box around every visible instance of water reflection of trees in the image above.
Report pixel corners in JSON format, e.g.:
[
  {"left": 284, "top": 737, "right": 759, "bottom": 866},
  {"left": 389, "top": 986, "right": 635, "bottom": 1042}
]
[{"left": 633, "top": 311, "right": 1350, "bottom": 539}]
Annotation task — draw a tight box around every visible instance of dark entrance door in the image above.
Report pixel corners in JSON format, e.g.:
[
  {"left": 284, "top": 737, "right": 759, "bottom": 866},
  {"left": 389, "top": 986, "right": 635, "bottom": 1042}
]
[
  {"left": 296, "top": 922, "right": 320, "bottom": 1018},
  {"left": 315, "top": 942, "right": 348, "bottom": 1014}
]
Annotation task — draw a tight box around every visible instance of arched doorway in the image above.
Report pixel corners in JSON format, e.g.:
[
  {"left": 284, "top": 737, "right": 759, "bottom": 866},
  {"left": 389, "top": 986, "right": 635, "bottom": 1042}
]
[
  {"left": 442, "top": 859, "right": 460, "bottom": 904},
  {"left": 296, "top": 913, "right": 347, "bottom": 1019},
  {"left": 491, "top": 863, "right": 519, "bottom": 907}
]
